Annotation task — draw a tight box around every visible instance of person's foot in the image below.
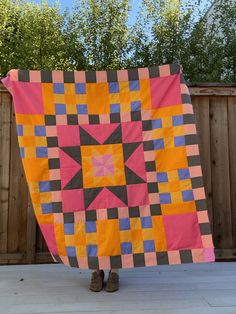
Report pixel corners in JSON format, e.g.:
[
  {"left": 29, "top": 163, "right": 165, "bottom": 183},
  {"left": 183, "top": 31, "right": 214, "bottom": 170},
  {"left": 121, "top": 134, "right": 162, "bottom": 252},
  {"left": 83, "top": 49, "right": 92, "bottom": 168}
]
[
  {"left": 105, "top": 270, "right": 119, "bottom": 292},
  {"left": 89, "top": 270, "right": 105, "bottom": 292}
]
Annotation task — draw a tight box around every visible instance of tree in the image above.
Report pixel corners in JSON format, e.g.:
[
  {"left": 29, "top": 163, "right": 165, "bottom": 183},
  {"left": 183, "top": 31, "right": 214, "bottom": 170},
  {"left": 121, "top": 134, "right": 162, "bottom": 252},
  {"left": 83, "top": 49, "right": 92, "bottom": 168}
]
[
  {"left": 0, "top": 0, "right": 70, "bottom": 76},
  {"left": 65, "top": 0, "right": 130, "bottom": 70},
  {"left": 211, "top": 0, "right": 236, "bottom": 81},
  {"left": 129, "top": 0, "right": 225, "bottom": 81},
  {"left": 0, "top": 0, "right": 235, "bottom": 82}
]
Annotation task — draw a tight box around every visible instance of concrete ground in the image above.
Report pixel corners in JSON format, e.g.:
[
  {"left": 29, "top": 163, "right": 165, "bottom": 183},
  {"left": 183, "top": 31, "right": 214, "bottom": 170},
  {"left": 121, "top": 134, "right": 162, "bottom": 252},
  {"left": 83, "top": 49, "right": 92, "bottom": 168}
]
[{"left": 0, "top": 262, "right": 236, "bottom": 314}]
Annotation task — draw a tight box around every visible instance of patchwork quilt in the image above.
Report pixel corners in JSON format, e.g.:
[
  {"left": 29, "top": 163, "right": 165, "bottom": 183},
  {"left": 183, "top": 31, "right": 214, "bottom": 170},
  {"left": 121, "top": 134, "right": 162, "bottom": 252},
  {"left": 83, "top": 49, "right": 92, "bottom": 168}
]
[{"left": 1, "top": 63, "right": 215, "bottom": 269}]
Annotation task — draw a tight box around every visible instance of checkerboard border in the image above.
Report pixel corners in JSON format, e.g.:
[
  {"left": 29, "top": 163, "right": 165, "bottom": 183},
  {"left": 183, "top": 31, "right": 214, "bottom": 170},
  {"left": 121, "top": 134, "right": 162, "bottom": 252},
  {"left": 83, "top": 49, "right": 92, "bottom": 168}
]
[
  {"left": 11, "top": 63, "right": 181, "bottom": 83},
  {"left": 51, "top": 246, "right": 213, "bottom": 269}
]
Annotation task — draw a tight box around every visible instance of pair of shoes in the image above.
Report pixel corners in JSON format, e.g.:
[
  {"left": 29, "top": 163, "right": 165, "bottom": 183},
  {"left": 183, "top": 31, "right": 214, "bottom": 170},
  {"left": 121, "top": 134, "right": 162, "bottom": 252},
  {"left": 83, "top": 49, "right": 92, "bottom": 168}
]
[
  {"left": 105, "top": 271, "right": 119, "bottom": 292},
  {"left": 89, "top": 270, "right": 105, "bottom": 292}
]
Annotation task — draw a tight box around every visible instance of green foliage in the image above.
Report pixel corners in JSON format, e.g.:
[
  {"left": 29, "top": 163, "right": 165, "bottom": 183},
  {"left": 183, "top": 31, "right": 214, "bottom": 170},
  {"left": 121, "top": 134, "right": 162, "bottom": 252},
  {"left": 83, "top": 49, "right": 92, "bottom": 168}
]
[
  {"left": 65, "top": 0, "right": 130, "bottom": 70},
  {"left": 129, "top": 0, "right": 225, "bottom": 81},
  {"left": 0, "top": 0, "right": 235, "bottom": 82},
  {"left": 0, "top": 0, "right": 70, "bottom": 75},
  {"left": 212, "top": 0, "right": 236, "bottom": 81}
]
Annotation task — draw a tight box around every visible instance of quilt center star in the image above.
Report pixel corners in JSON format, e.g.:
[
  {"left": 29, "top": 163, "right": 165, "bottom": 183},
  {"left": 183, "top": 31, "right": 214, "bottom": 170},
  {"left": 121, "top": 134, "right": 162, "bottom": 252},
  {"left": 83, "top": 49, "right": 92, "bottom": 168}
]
[
  {"left": 92, "top": 154, "right": 115, "bottom": 176},
  {"left": 81, "top": 143, "right": 126, "bottom": 188},
  {"left": 56, "top": 121, "right": 148, "bottom": 211}
]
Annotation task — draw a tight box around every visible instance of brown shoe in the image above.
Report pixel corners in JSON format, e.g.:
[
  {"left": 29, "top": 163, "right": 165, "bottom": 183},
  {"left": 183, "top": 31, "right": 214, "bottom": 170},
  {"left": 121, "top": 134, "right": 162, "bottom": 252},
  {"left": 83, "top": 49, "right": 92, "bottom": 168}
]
[
  {"left": 105, "top": 271, "right": 119, "bottom": 292},
  {"left": 89, "top": 270, "right": 105, "bottom": 292}
]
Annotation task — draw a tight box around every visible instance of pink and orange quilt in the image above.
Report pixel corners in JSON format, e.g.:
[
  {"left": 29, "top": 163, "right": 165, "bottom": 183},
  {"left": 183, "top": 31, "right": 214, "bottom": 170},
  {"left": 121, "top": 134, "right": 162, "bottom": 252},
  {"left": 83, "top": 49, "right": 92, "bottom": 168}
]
[{"left": 1, "top": 63, "right": 215, "bottom": 269}]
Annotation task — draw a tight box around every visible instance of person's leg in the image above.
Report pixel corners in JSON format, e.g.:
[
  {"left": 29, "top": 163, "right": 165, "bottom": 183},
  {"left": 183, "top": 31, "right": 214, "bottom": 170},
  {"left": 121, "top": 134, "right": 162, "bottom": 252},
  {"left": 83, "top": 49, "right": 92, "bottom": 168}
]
[
  {"left": 92, "top": 269, "right": 100, "bottom": 273},
  {"left": 111, "top": 268, "right": 118, "bottom": 273},
  {"left": 89, "top": 269, "right": 105, "bottom": 292},
  {"left": 105, "top": 269, "right": 119, "bottom": 292}
]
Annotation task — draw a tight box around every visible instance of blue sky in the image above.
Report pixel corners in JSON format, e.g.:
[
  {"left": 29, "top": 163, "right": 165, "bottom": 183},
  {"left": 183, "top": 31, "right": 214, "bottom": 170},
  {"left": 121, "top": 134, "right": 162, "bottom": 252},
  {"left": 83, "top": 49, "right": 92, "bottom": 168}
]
[
  {"left": 30, "top": 0, "right": 212, "bottom": 25},
  {"left": 30, "top": 0, "right": 141, "bottom": 25}
]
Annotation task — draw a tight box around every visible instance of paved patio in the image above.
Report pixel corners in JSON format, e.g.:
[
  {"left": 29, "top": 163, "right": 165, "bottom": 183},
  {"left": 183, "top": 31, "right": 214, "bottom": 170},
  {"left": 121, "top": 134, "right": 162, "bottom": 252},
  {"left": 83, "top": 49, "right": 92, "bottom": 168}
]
[{"left": 0, "top": 262, "right": 236, "bottom": 314}]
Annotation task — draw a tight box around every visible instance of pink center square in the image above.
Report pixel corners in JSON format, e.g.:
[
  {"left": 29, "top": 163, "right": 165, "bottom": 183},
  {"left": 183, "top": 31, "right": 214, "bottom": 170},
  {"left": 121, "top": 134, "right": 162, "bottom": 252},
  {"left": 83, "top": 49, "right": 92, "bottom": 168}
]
[{"left": 92, "top": 154, "right": 115, "bottom": 176}]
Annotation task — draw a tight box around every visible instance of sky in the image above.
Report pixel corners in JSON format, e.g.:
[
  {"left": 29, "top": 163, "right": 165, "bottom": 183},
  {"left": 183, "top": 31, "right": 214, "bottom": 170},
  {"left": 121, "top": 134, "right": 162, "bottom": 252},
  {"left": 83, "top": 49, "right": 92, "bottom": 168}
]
[
  {"left": 30, "top": 0, "right": 141, "bottom": 25},
  {"left": 29, "top": 0, "right": 212, "bottom": 26}
]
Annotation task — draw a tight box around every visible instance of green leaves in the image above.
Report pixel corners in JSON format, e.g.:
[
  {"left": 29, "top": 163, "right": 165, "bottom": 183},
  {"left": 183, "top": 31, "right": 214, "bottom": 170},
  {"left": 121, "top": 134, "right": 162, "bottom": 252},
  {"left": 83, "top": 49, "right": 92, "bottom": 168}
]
[
  {"left": 0, "top": 0, "right": 234, "bottom": 82},
  {"left": 0, "top": 0, "right": 70, "bottom": 75},
  {"left": 66, "top": 0, "right": 130, "bottom": 70}
]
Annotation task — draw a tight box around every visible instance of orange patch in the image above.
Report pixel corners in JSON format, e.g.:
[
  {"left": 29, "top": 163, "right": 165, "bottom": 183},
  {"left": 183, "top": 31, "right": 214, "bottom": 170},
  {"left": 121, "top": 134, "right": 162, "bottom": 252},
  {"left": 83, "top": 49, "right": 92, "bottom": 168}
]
[
  {"left": 152, "top": 216, "right": 167, "bottom": 251},
  {"left": 161, "top": 200, "right": 197, "bottom": 215},
  {"left": 74, "top": 222, "right": 86, "bottom": 245},
  {"left": 65, "top": 94, "right": 76, "bottom": 105},
  {"left": 65, "top": 235, "right": 75, "bottom": 246},
  {"left": 21, "top": 136, "right": 36, "bottom": 146},
  {"left": 140, "top": 79, "right": 152, "bottom": 110},
  {"left": 120, "top": 230, "right": 131, "bottom": 242},
  {"left": 37, "top": 213, "right": 54, "bottom": 224},
  {"left": 76, "top": 245, "right": 87, "bottom": 257},
  {"left": 130, "top": 91, "right": 140, "bottom": 101},
  {"left": 119, "top": 81, "right": 129, "bottom": 92},
  {"left": 170, "top": 191, "right": 183, "bottom": 203},
  {"left": 64, "top": 83, "right": 75, "bottom": 95},
  {"left": 152, "top": 104, "right": 183, "bottom": 118},
  {"left": 31, "top": 192, "right": 41, "bottom": 204},
  {"left": 97, "top": 220, "right": 121, "bottom": 256},
  {"left": 86, "top": 232, "right": 97, "bottom": 244},
  {"left": 162, "top": 127, "right": 174, "bottom": 138},
  {"left": 120, "top": 92, "right": 131, "bottom": 107},
  {"left": 131, "top": 229, "right": 142, "bottom": 242},
  {"left": 54, "top": 224, "right": 67, "bottom": 255},
  {"left": 155, "top": 147, "right": 188, "bottom": 171},
  {"left": 179, "top": 179, "right": 193, "bottom": 190},
  {"left": 42, "top": 83, "right": 54, "bottom": 114},
  {"left": 40, "top": 192, "right": 51, "bottom": 203},
  {"left": 142, "top": 228, "right": 155, "bottom": 241},
  {"left": 130, "top": 217, "right": 141, "bottom": 230},
  {"left": 15, "top": 114, "right": 45, "bottom": 125},
  {"left": 35, "top": 137, "right": 47, "bottom": 146},
  {"left": 22, "top": 158, "right": 50, "bottom": 182},
  {"left": 168, "top": 181, "right": 181, "bottom": 192},
  {"left": 132, "top": 240, "right": 144, "bottom": 253},
  {"left": 54, "top": 94, "right": 65, "bottom": 104},
  {"left": 86, "top": 82, "right": 110, "bottom": 114}
]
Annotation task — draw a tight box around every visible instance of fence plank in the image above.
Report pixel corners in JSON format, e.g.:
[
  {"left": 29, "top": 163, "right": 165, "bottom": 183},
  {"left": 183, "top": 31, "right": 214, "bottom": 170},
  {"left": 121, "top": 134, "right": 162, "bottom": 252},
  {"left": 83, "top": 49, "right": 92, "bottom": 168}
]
[
  {"left": 189, "top": 86, "right": 236, "bottom": 96},
  {"left": 36, "top": 223, "right": 48, "bottom": 254},
  {"left": 7, "top": 102, "right": 28, "bottom": 258},
  {"left": 192, "top": 96, "right": 214, "bottom": 227},
  {"left": 14, "top": 105, "right": 28, "bottom": 261},
  {"left": 26, "top": 198, "right": 37, "bottom": 263},
  {"left": 228, "top": 97, "right": 236, "bottom": 253},
  {"left": 0, "top": 92, "right": 11, "bottom": 253},
  {"left": 210, "top": 96, "right": 232, "bottom": 252}
]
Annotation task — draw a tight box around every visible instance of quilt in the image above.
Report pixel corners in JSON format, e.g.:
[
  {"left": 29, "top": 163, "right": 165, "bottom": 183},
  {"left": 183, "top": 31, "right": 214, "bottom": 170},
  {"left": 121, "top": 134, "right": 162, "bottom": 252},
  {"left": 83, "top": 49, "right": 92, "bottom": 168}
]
[{"left": 1, "top": 63, "right": 215, "bottom": 269}]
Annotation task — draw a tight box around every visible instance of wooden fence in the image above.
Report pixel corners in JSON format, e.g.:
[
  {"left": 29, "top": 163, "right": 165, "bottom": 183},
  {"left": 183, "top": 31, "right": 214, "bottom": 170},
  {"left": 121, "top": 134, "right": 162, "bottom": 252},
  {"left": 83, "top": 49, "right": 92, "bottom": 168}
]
[{"left": 0, "top": 82, "right": 236, "bottom": 265}]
